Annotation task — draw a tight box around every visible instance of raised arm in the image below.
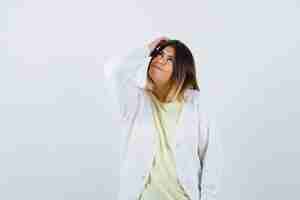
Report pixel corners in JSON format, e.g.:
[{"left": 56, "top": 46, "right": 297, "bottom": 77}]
[
  {"left": 103, "top": 37, "right": 169, "bottom": 120},
  {"left": 103, "top": 45, "right": 151, "bottom": 120}
]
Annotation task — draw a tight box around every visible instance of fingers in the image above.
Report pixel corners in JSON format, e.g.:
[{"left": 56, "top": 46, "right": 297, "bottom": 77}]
[
  {"left": 147, "top": 36, "right": 172, "bottom": 54},
  {"left": 148, "top": 36, "right": 169, "bottom": 52},
  {"left": 156, "top": 36, "right": 169, "bottom": 44}
]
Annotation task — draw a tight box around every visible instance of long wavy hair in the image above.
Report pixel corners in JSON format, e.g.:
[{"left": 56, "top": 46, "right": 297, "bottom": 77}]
[{"left": 145, "top": 39, "right": 200, "bottom": 102}]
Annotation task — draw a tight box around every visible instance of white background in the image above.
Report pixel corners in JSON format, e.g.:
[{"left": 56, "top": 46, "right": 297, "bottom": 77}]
[{"left": 0, "top": 0, "right": 299, "bottom": 199}]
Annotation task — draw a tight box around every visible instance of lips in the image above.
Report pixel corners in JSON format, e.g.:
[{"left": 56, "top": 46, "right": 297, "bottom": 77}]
[{"left": 152, "top": 64, "right": 164, "bottom": 71}]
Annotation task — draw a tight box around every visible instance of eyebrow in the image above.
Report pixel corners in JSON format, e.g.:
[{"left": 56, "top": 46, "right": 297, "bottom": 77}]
[{"left": 161, "top": 50, "right": 175, "bottom": 59}]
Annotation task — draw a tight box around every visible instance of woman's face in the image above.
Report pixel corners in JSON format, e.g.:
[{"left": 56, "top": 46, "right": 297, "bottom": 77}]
[{"left": 148, "top": 46, "right": 176, "bottom": 88}]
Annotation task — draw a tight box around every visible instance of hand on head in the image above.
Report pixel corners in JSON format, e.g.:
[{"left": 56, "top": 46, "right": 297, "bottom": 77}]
[{"left": 147, "top": 36, "right": 170, "bottom": 53}]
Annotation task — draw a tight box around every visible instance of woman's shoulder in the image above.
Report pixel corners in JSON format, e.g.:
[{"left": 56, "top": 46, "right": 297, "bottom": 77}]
[
  {"left": 185, "top": 89, "right": 209, "bottom": 117},
  {"left": 183, "top": 89, "right": 201, "bottom": 105}
]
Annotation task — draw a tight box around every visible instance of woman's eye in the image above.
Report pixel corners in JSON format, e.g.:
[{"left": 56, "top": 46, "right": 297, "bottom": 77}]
[{"left": 168, "top": 58, "right": 174, "bottom": 63}]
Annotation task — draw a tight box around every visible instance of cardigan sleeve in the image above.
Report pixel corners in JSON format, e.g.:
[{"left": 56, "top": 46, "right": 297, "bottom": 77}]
[
  {"left": 103, "top": 45, "right": 151, "bottom": 120},
  {"left": 197, "top": 109, "right": 224, "bottom": 200}
]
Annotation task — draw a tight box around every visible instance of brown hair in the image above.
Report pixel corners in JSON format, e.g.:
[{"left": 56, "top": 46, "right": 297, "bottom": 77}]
[{"left": 146, "top": 39, "right": 200, "bottom": 102}]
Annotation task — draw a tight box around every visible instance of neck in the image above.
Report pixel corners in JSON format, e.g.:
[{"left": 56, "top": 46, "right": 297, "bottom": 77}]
[{"left": 153, "top": 82, "right": 171, "bottom": 102}]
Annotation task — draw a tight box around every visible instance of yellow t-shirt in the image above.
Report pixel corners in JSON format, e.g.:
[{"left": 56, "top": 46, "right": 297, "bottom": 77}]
[{"left": 138, "top": 92, "right": 191, "bottom": 200}]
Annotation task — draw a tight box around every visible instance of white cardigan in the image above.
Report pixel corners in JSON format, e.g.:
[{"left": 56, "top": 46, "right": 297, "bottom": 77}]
[{"left": 103, "top": 45, "right": 222, "bottom": 200}]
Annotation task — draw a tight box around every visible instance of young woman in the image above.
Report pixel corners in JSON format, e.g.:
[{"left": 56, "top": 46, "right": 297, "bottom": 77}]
[{"left": 103, "top": 37, "right": 222, "bottom": 200}]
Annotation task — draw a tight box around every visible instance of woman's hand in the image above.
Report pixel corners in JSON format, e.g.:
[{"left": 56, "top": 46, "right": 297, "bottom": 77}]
[{"left": 147, "top": 36, "right": 170, "bottom": 53}]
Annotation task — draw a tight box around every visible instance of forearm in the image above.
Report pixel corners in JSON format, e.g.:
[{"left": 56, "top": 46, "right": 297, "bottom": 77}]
[{"left": 103, "top": 45, "right": 151, "bottom": 89}]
